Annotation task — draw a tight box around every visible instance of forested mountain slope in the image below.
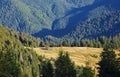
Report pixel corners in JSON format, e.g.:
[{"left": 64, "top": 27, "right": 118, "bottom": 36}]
[
  {"left": 33, "top": 0, "right": 120, "bottom": 42},
  {"left": 0, "top": 0, "right": 120, "bottom": 41},
  {"left": 0, "top": 25, "right": 97, "bottom": 77},
  {"left": 0, "top": 0, "right": 95, "bottom": 34},
  {"left": 0, "top": 25, "right": 40, "bottom": 77}
]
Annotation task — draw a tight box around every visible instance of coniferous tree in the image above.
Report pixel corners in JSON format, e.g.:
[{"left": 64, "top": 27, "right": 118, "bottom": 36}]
[
  {"left": 81, "top": 67, "right": 95, "bottom": 77},
  {"left": 55, "top": 51, "right": 76, "bottom": 77},
  {"left": 41, "top": 60, "right": 54, "bottom": 77},
  {"left": 98, "top": 48, "right": 118, "bottom": 77},
  {"left": 116, "top": 55, "right": 120, "bottom": 76}
]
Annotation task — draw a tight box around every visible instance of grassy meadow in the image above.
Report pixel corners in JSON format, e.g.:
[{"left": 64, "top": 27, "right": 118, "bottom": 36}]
[{"left": 33, "top": 47, "right": 103, "bottom": 67}]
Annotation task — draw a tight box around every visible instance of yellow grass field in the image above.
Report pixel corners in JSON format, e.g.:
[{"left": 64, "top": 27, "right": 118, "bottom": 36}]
[{"left": 33, "top": 47, "right": 103, "bottom": 67}]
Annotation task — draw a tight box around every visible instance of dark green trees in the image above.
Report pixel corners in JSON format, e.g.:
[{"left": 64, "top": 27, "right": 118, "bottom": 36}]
[
  {"left": 98, "top": 48, "right": 120, "bottom": 77},
  {"left": 116, "top": 57, "right": 120, "bottom": 76},
  {"left": 41, "top": 60, "right": 54, "bottom": 77},
  {"left": 81, "top": 67, "right": 95, "bottom": 77},
  {"left": 0, "top": 51, "right": 21, "bottom": 77},
  {"left": 55, "top": 51, "right": 76, "bottom": 77},
  {"left": 76, "top": 66, "right": 95, "bottom": 77}
]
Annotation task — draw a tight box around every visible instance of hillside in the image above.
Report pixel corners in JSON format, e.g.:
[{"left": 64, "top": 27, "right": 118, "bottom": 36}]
[
  {"left": 0, "top": 25, "right": 40, "bottom": 77},
  {"left": 0, "top": 25, "right": 101, "bottom": 77},
  {"left": 33, "top": 0, "right": 120, "bottom": 41},
  {"left": 0, "top": 25, "right": 120, "bottom": 77},
  {"left": 0, "top": 0, "right": 120, "bottom": 42},
  {"left": 0, "top": 0, "right": 95, "bottom": 34}
]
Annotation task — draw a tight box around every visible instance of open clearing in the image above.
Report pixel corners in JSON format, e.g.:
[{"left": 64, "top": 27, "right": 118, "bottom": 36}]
[{"left": 33, "top": 47, "right": 103, "bottom": 67}]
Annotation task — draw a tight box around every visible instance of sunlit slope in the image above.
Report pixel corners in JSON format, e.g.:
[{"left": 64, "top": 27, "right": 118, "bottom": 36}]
[{"left": 34, "top": 47, "right": 103, "bottom": 67}]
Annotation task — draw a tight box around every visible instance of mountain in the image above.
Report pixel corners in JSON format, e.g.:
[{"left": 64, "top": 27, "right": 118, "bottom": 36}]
[
  {"left": 0, "top": 0, "right": 120, "bottom": 42},
  {"left": 0, "top": 0, "right": 95, "bottom": 33},
  {"left": 33, "top": 0, "right": 120, "bottom": 41}
]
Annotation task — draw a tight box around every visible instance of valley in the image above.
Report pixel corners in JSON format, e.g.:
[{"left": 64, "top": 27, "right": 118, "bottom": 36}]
[{"left": 0, "top": 0, "right": 120, "bottom": 77}]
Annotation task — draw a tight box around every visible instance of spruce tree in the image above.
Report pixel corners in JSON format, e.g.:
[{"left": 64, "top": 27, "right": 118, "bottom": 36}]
[
  {"left": 55, "top": 51, "right": 76, "bottom": 77},
  {"left": 98, "top": 48, "right": 118, "bottom": 77},
  {"left": 81, "top": 67, "right": 95, "bottom": 77},
  {"left": 41, "top": 60, "right": 54, "bottom": 77},
  {"left": 116, "top": 56, "right": 120, "bottom": 76}
]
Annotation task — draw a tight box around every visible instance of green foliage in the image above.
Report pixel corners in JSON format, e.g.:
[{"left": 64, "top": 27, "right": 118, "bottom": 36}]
[
  {"left": 0, "top": 25, "right": 40, "bottom": 77},
  {"left": 55, "top": 8, "right": 120, "bottom": 41},
  {"left": 116, "top": 57, "right": 120, "bottom": 76},
  {"left": 81, "top": 67, "right": 95, "bottom": 77},
  {"left": 55, "top": 51, "right": 76, "bottom": 77},
  {"left": 48, "top": 34, "right": 120, "bottom": 49},
  {"left": 0, "top": 25, "right": 44, "bottom": 48},
  {"left": 0, "top": 0, "right": 95, "bottom": 34},
  {"left": 76, "top": 66, "right": 95, "bottom": 77},
  {"left": 0, "top": 51, "right": 21, "bottom": 77},
  {"left": 41, "top": 60, "right": 54, "bottom": 77},
  {"left": 19, "top": 32, "right": 43, "bottom": 47},
  {"left": 98, "top": 48, "right": 120, "bottom": 77}
]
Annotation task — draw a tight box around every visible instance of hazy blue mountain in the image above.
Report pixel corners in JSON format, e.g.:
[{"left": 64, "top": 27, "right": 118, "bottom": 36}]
[{"left": 0, "top": 0, "right": 120, "bottom": 41}]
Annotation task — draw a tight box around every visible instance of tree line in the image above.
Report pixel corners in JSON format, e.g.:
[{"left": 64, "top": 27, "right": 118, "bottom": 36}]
[{"left": 40, "top": 34, "right": 120, "bottom": 49}]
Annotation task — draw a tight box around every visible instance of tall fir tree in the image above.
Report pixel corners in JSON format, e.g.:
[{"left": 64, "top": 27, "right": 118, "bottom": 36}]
[
  {"left": 98, "top": 48, "right": 118, "bottom": 77},
  {"left": 41, "top": 60, "right": 54, "bottom": 77},
  {"left": 55, "top": 51, "right": 76, "bottom": 77},
  {"left": 81, "top": 67, "right": 95, "bottom": 77}
]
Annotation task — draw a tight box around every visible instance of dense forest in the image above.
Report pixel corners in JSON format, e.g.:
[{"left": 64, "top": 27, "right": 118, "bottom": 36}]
[
  {"left": 0, "top": 0, "right": 95, "bottom": 34},
  {"left": 0, "top": 25, "right": 41, "bottom": 77}
]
